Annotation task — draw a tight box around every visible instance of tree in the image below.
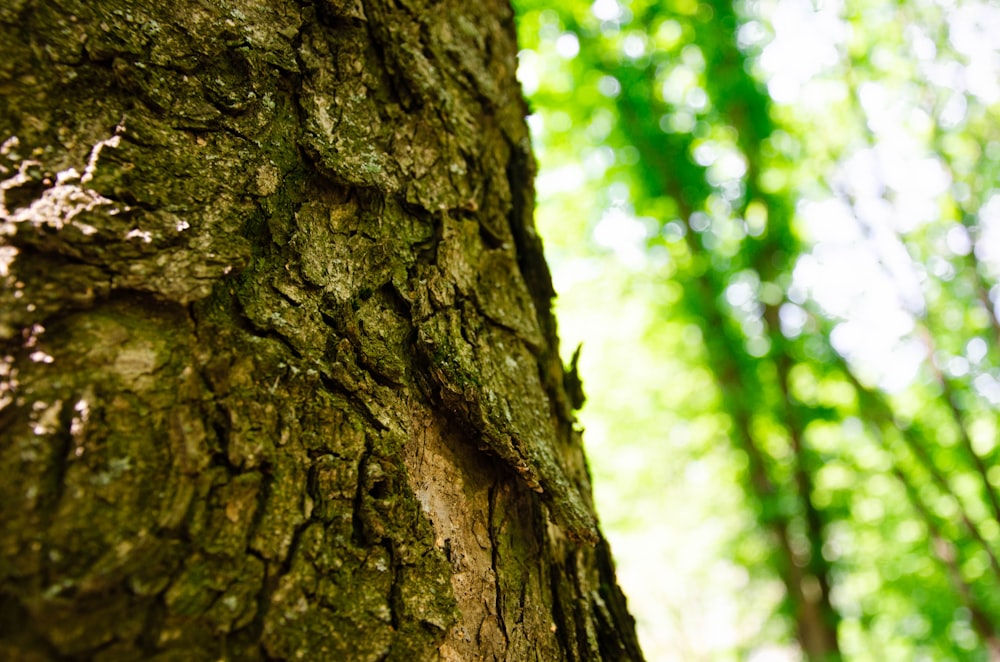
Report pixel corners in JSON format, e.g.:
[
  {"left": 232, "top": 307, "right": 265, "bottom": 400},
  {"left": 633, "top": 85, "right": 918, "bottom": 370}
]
[{"left": 0, "top": 1, "right": 642, "bottom": 659}]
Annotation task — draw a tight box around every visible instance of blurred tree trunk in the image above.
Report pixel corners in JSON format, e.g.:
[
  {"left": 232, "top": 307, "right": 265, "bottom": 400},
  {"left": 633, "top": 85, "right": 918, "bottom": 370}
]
[{"left": 0, "top": 1, "right": 642, "bottom": 659}]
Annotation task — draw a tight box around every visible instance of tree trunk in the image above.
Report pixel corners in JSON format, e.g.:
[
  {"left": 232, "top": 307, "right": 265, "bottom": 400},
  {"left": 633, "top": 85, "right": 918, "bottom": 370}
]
[{"left": 0, "top": 1, "right": 642, "bottom": 659}]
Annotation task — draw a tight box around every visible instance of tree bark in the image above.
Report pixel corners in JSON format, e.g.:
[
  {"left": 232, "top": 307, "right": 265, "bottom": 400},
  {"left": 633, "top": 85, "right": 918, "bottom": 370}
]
[{"left": 0, "top": 0, "right": 642, "bottom": 659}]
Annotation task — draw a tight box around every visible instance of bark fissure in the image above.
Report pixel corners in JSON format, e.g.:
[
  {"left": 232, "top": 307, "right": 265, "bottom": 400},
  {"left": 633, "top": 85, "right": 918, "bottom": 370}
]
[{"left": 487, "top": 482, "right": 512, "bottom": 652}]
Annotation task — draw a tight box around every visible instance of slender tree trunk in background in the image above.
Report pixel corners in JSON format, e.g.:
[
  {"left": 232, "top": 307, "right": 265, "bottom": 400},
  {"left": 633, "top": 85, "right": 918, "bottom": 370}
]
[{"left": 0, "top": 1, "right": 642, "bottom": 659}]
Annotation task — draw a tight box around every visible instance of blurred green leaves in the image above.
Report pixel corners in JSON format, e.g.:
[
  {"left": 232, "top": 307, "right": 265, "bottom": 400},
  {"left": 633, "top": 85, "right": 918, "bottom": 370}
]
[{"left": 515, "top": 0, "right": 1000, "bottom": 659}]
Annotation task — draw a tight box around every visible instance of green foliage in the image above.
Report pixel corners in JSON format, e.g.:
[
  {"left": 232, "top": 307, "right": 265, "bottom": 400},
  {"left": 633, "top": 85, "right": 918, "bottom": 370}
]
[{"left": 515, "top": 0, "right": 1000, "bottom": 658}]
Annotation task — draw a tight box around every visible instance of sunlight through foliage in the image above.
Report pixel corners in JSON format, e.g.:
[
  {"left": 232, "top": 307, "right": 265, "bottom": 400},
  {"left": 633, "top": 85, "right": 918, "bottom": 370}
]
[{"left": 515, "top": 0, "right": 1000, "bottom": 659}]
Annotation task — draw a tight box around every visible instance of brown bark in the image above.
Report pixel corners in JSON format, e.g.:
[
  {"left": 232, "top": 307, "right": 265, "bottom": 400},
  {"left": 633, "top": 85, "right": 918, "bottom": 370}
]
[{"left": 0, "top": 0, "right": 642, "bottom": 659}]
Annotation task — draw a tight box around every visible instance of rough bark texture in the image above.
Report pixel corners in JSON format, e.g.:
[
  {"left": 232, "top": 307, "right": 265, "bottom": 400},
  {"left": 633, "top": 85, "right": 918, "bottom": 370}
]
[{"left": 0, "top": 1, "right": 643, "bottom": 660}]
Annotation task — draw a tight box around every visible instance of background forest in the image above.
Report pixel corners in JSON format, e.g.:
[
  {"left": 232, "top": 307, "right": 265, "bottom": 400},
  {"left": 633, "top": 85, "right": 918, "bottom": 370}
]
[{"left": 512, "top": 0, "right": 1000, "bottom": 659}]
